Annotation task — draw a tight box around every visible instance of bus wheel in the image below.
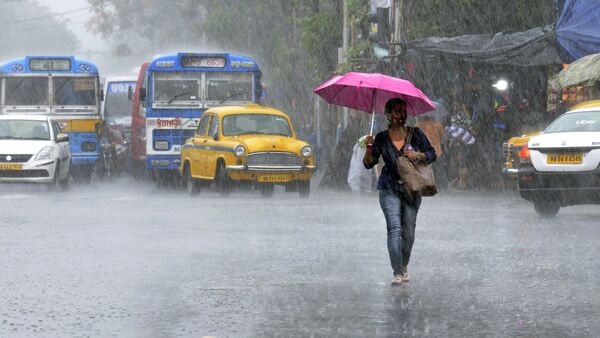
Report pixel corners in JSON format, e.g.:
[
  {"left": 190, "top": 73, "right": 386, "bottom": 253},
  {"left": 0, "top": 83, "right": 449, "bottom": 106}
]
[
  {"left": 184, "top": 164, "right": 200, "bottom": 196},
  {"left": 216, "top": 162, "right": 231, "bottom": 197}
]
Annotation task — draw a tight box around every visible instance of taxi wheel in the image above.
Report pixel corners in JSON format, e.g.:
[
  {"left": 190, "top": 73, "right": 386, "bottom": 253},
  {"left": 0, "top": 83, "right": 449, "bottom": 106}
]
[
  {"left": 216, "top": 162, "right": 231, "bottom": 197},
  {"left": 184, "top": 164, "right": 200, "bottom": 196},
  {"left": 298, "top": 180, "right": 310, "bottom": 198},
  {"left": 260, "top": 184, "right": 274, "bottom": 198},
  {"left": 533, "top": 202, "right": 559, "bottom": 218}
]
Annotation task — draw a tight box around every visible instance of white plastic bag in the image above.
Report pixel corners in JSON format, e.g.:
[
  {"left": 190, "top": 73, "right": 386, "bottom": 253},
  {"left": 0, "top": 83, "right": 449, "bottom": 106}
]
[{"left": 347, "top": 143, "right": 372, "bottom": 193}]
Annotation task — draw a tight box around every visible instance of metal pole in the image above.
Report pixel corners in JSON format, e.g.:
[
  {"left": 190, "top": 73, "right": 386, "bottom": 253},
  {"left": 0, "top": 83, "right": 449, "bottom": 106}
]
[
  {"left": 342, "top": 0, "right": 349, "bottom": 128},
  {"left": 316, "top": 96, "right": 321, "bottom": 148}
]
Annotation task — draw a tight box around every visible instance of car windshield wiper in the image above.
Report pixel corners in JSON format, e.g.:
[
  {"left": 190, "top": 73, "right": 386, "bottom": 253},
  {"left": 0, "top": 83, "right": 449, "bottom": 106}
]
[
  {"left": 218, "top": 92, "right": 248, "bottom": 104},
  {"left": 0, "top": 136, "right": 25, "bottom": 140},
  {"left": 167, "top": 92, "right": 194, "bottom": 104},
  {"left": 236, "top": 131, "right": 268, "bottom": 135}
]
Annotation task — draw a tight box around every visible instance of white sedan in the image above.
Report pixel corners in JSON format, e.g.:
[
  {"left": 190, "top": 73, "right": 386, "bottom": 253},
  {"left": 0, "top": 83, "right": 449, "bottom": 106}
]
[
  {"left": 517, "top": 106, "right": 600, "bottom": 217},
  {"left": 0, "top": 115, "right": 71, "bottom": 190}
]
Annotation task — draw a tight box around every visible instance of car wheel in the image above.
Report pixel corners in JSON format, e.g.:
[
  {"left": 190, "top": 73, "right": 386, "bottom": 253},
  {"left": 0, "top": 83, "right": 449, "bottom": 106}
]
[
  {"left": 47, "top": 161, "right": 60, "bottom": 191},
  {"left": 184, "top": 164, "right": 200, "bottom": 196},
  {"left": 259, "top": 183, "right": 274, "bottom": 198},
  {"left": 216, "top": 162, "right": 231, "bottom": 197},
  {"left": 533, "top": 202, "right": 560, "bottom": 218},
  {"left": 298, "top": 180, "right": 310, "bottom": 198}
]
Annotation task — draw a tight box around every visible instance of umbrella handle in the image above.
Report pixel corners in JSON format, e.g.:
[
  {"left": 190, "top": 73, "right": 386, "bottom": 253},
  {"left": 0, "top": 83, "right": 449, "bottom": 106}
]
[{"left": 369, "top": 111, "right": 375, "bottom": 136}]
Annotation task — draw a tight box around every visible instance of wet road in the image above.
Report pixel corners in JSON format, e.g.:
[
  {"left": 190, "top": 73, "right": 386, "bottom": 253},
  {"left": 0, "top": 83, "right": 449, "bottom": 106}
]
[{"left": 1, "top": 179, "right": 599, "bottom": 337}]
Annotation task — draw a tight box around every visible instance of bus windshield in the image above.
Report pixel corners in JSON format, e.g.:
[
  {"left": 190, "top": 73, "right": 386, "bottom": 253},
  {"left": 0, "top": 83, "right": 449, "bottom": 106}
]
[
  {"left": 206, "top": 72, "right": 253, "bottom": 102},
  {"left": 53, "top": 77, "right": 97, "bottom": 106},
  {"left": 104, "top": 82, "right": 135, "bottom": 122},
  {"left": 4, "top": 77, "right": 49, "bottom": 106},
  {"left": 153, "top": 72, "right": 254, "bottom": 105}
]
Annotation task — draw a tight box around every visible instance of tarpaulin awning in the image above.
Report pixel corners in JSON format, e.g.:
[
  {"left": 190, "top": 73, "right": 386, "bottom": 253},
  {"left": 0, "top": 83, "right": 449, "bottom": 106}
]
[
  {"left": 555, "top": 53, "right": 600, "bottom": 88},
  {"left": 401, "top": 0, "right": 600, "bottom": 66},
  {"left": 403, "top": 25, "right": 562, "bottom": 66},
  {"left": 555, "top": 0, "right": 600, "bottom": 63}
]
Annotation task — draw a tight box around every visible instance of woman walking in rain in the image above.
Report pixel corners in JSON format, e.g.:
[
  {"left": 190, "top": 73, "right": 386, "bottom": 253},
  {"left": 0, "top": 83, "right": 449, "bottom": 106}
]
[{"left": 363, "top": 98, "right": 437, "bottom": 286}]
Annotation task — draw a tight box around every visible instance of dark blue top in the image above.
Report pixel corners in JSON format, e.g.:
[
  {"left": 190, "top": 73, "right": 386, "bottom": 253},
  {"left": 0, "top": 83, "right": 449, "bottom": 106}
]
[{"left": 364, "top": 127, "right": 436, "bottom": 190}]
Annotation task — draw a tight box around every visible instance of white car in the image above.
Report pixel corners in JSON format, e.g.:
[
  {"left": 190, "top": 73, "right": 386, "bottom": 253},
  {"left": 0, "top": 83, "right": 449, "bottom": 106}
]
[
  {"left": 0, "top": 115, "right": 71, "bottom": 189},
  {"left": 517, "top": 106, "right": 600, "bottom": 217}
]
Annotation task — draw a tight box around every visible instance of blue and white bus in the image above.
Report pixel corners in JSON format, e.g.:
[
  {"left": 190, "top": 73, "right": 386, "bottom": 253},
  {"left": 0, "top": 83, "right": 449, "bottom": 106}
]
[
  {"left": 0, "top": 56, "right": 102, "bottom": 181},
  {"left": 138, "top": 52, "right": 262, "bottom": 180}
]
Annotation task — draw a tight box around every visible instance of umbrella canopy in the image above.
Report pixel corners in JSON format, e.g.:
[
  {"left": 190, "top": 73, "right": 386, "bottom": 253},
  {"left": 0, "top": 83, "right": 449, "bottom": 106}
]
[
  {"left": 557, "top": 53, "right": 600, "bottom": 88},
  {"left": 313, "top": 72, "right": 436, "bottom": 116}
]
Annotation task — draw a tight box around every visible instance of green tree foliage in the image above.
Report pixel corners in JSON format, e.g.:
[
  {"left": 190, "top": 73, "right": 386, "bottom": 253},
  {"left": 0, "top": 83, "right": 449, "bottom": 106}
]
[
  {"left": 406, "top": 0, "right": 557, "bottom": 39},
  {"left": 87, "top": 0, "right": 342, "bottom": 126},
  {"left": 0, "top": 1, "right": 79, "bottom": 59}
]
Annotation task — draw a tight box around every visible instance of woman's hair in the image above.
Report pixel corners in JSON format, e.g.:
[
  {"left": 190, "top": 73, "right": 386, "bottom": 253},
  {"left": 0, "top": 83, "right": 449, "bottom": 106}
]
[{"left": 384, "top": 98, "right": 407, "bottom": 116}]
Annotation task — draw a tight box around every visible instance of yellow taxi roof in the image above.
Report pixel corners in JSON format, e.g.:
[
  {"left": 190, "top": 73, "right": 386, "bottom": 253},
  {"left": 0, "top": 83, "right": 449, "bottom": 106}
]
[
  {"left": 570, "top": 100, "right": 600, "bottom": 111},
  {"left": 206, "top": 104, "right": 289, "bottom": 118}
]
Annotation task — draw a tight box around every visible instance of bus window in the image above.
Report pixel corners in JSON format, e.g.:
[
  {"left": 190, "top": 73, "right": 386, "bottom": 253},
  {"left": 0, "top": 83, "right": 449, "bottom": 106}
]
[
  {"left": 4, "top": 77, "right": 49, "bottom": 105},
  {"left": 53, "top": 77, "right": 96, "bottom": 106},
  {"left": 206, "top": 72, "right": 252, "bottom": 102},
  {"left": 153, "top": 72, "right": 200, "bottom": 103}
]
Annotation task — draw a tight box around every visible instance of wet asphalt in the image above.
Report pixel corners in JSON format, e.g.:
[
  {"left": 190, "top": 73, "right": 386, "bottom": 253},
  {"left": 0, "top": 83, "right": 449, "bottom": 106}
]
[{"left": 1, "top": 178, "right": 599, "bottom": 337}]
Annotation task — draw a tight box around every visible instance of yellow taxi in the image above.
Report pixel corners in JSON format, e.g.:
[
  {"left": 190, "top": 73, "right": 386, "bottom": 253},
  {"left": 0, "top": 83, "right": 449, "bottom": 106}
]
[{"left": 180, "top": 104, "right": 314, "bottom": 197}]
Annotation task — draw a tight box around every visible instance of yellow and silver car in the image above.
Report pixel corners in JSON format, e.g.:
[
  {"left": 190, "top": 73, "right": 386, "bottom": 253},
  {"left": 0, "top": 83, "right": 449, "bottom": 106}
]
[{"left": 180, "top": 104, "right": 314, "bottom": 197}]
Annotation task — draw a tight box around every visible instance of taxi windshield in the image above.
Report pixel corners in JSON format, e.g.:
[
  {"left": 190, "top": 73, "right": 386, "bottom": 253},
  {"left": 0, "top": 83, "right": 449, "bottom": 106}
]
[
  {"left": 545, "top": 111, "right": 600, "bottom": 133},
  {"left": 0, "top": 120, "right": 50, "bottom": 140},
  {"left": 222, "top": 113, "right": 292, "bottom": 137}
]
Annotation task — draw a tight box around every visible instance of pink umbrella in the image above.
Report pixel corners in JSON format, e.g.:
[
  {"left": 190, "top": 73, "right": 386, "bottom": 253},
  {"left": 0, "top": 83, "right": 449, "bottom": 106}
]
[{"left": 313, "top": 72, "right": 436, "bottom": 134}]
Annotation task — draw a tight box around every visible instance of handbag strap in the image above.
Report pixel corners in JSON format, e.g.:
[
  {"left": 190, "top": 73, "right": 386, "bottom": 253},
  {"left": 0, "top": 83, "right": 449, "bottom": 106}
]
[{"left": 404, "top": 127, "right": 414, "bottom": 151}]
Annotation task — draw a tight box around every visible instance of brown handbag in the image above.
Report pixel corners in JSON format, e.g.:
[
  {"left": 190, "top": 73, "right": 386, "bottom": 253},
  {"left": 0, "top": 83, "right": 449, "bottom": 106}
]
[{"left": 395, "top": 127, "right": 438, "bottom": 197}]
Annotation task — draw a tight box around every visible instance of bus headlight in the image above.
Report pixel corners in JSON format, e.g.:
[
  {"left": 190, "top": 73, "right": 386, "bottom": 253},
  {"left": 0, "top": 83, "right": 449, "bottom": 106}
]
[
  {"left": 154, "top": 140, "right": 169, "bottom": 151},
  {"left": 301, "top": 145, "right": 312, "bottom": 158},
  {"left": 234, "top": 145, "right": 246, "bottom": 157},
  {"left": 35, "top": 146, "right": 54, "bottom": 161}
]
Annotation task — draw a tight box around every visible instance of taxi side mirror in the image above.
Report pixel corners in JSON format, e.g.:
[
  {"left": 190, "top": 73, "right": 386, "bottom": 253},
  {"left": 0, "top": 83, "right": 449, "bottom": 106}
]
[{"left": 213, "top": 131, "right": 219, "bottom": 141}]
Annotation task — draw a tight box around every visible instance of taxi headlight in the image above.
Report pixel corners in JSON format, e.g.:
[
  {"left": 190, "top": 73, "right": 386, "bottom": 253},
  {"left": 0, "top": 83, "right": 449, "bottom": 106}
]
[
  {"left": 301, "top": 145, "right": 312, "bottom": 158},
  {"left": 35, "top": 146, "right": 54, "bottom": 161},
  {"left": 234, "top": 145, "right": 246, "bottom": 157}
]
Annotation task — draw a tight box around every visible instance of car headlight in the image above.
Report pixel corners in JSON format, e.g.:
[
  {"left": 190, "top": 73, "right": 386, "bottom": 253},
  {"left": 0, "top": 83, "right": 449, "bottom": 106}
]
[
  {"left": 301, "top": 145, "right": 312, "bottom": 158},
  {"left": 154, "top": 140, "right": 169, "bottom": 151},
  {"left": 234, "top": 145, "right": 246, "bottom": 157},
  {"left": 35, "top": 146, "right": 55, "bottom": 161}
]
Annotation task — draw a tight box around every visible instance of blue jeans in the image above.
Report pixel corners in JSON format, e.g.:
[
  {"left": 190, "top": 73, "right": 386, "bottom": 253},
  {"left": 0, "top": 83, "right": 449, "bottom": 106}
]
[{"left": 379, "top": 187, "right": 421, "bottom": 276}]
